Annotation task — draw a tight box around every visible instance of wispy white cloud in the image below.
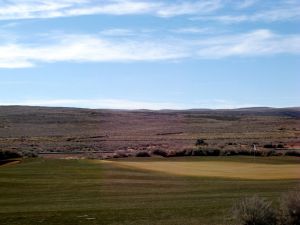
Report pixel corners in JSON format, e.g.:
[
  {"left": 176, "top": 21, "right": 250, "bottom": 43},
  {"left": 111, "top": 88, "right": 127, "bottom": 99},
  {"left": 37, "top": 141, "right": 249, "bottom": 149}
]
[
  {"left": 0, "top": 98, "right": 265, "bottom": 109},
  {"left": 6, "top": 97, "right": 284, "bottom": 109},
  {"left": 234, "top": 0, "right": 258, "bottom": 9},
  {"left": 155, "top": 0, "right": 222, "bottom": 17},
  {"left": 0, "top": 0, "right": 222, "bottom": 20},
  {"left": 194, "top": 99, "right": 261, "bottom": 109},
  {"left": 170, "top": 27, "right": 213, "bottom": 34},
  {"left": 0, "top": 0, "right": 299, "bottom": 23},
  {"left": 194, "top": 29, "right": 300, "bottom": 58},
  {"left": 1, "top": 0, "right": 299, "bottom": 23},
  {"left": 99, "top": 28, "right": 136, "bottom": 36},
  {"left": 1, "top": 29, "right": 300, "bottom": 68},
  {"left": 0, "top": 34, "right": 188, "bottom": 68},
  {"left": 65, "top": 0, "right": 158, "bottom": 16},
  {"left": 0, "top": 98, "right": 189, "bottom": 110},
  {"left": 193, "top": 1, "right": 300, "bottom": 23}
]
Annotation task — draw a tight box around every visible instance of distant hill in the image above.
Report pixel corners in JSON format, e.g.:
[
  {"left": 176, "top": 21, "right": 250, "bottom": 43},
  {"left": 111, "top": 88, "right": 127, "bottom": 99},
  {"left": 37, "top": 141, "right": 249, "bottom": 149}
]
[{"left": 0, "top": 105, "right": 299, "bottom": 155}]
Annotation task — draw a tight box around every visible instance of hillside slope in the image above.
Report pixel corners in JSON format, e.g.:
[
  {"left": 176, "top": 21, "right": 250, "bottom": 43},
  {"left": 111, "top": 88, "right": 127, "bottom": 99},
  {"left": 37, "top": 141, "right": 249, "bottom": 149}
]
[{"left": 0, "top": 106, "right": 299, "bottom": 155}]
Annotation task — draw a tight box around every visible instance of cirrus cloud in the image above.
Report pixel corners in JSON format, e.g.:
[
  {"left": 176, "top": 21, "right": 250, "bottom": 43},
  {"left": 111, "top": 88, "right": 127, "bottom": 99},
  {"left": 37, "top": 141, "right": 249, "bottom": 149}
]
[
  {"left": 1, "top": 29, "right": 300, "bottom": 68},
  {"left": 0, "top": 0, "right": 222, "bottom": 20}
]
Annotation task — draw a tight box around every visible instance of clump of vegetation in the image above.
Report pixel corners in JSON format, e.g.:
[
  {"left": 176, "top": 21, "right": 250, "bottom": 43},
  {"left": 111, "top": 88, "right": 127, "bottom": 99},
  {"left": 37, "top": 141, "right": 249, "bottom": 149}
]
[
  {"left": 233, "top": 196, "right": 277, "bottom": 225},
  {"left": 190, "top": 149, "right": 220, "bottom": 156},
  {"left": 206, "top": 149, "right": 221, "bottom": 156},
  {"left": 191, "top": 149, "right": 207, "bottom": 156},
  {"left": 263, "top": 144, "right": 285, "bottom": 149},
  {"left": 113, "top": 150, "right": 129, "bottom": 158},
  {"left": 227, "top": 142, "right": 237, "bottom": 146},
  {"left": 22, "top": 150, "right": 38, "bottom": 158},
  {"left": 151, "top": 149, "right": 168, "bottom": 157},
  {"left": 264, "top": 144, "right": 277, "bottom": 149},
  {"left": 0, "top": 150, "right": 23, "bottom": 160},
  {"left": 175, "top": 149, "right": 193, "bottom": 157},
  {"left": 135, "top": 151, "right": 151, "bottom": 157},
  {"left": 233, "top": 189, "right": 300, "bottom": 225},
  {"left": 285, "top": 151, "right": 300, "bottom": 157},
  {"left": 277, "top": 190, "right": 300, "bottom": 225},
  {"left": 265, "top": 150, "right": 283, "bottom": 157},
  {"left": 195, "top": 138, "right": 207, "bottom": 146},
  {"left": 221, "top": 149, "right": 238, "bottom": 156}
]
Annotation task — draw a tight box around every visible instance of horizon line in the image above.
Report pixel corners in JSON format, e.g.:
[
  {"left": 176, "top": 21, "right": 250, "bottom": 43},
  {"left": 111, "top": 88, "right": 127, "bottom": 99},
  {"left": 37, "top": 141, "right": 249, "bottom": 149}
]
[{"left": 0, "top": 104, "right": 299, "bottom": 111}]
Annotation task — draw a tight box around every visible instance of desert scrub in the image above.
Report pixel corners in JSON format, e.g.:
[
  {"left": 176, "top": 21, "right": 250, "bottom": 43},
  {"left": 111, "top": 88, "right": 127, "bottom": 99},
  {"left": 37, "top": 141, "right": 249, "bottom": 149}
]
[
  {"left": 0, "top": 150, "right": 22, "bottom": 160},
  {"left": 151, "top": 149, "right": 168, "bottom": 157},
  {"left": 135, "top": 151, "right": 151, "bottom": 157},
  {"left": 233, "top": 196, "right": 277, "bottom": 225},
  {"left": 277, "top": 190, "right": 300, "bottom": 225}
]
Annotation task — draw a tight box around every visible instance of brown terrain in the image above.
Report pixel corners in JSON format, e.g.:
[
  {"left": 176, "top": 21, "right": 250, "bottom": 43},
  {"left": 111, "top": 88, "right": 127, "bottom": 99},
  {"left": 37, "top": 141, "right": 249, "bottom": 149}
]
[{"left": 0, "top": 106, "right": 299, "bottom": 158}]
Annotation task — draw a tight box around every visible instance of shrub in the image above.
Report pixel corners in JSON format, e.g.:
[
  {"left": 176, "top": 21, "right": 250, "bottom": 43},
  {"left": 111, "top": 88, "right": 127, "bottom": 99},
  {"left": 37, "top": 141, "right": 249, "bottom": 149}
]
[
  {"left": 236, "top": 150, "right": 263, "bottom": 156},
  {"left": 195, "top": 139, "right": 207, "bottom": 146},
  {"left": 222, "top": 150, "right": 238, "bottom": 156},
  {"left": 285, "top": 151, "right": 300, "bottom": 157},
  {"left": 174, "top": 149, "right": 193, "bottom": 157},
  {"left": 233, "top": 196, "right": 277, "bottom": 225},
  {"left": 206, "top": 149, "right": 221, "bottom": 156},
  {"left": 22, "top": 150, "right": 38, "bottom": 158},
  {"left": 236, "top": 150, "right": 252, "bottom": 156},
  {"left": 192, "top": 149, "right": 207, "bottom": 156},
  {"left": 192, "top": 149, "right": 221, "bottom": 156},
  {"left": 166, "top": 150, "right": 176, "bottom": 157},
  {"left": 0, "top": 150, "right": 22, "bottom": 160},
  {"left": 135, "top": 151, "right": 151, "bottom": 157},
  {"left": 113, "top": 150, "right": 129, "bottom": 158},
  {"left": 277, "top": 144, "right": 285, "bottom": 149},
  {"left": 183, "top": 148, "right": 193, "bottom": 156},
  {"left": 265, "top": 150, "right": 283, "bottom": 157},
  {"left": 264, "top": 144, "right": 276, "bottom": 149},
  {"left": 151, "top": 149, "right": 168, "bottom": 157},
  {"left": 277, "top": 190, "right": 300, "bottom": 225}
]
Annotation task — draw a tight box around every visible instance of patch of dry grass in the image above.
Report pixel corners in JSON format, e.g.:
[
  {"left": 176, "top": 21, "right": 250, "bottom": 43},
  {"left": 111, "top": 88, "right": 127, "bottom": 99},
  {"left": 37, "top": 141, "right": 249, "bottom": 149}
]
[{"left": 104, "top": 160, "right": 300, "bottom": 180}]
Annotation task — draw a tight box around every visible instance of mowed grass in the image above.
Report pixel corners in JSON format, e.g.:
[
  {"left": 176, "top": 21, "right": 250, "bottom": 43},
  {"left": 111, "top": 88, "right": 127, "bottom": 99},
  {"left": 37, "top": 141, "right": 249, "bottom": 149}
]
[
  {"left": 0, "top": 157, "right": 299, "bottom": 225},
  {"left": 105, "top": 158, "right": 300, "bottom": 180}
]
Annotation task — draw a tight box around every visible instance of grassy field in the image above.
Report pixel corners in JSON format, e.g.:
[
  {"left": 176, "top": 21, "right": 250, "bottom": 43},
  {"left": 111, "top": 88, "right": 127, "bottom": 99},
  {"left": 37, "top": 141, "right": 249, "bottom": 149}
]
[
  {"left": 104, "top": 158, "right": 300, "bottom": 180},
  {"left": 0, "top": 157, "right": 299, "bottom": 225}
]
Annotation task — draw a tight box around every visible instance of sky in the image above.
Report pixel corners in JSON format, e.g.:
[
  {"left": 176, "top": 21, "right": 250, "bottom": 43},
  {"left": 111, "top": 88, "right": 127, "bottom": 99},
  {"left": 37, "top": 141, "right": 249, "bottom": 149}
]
[{"left": 0, "top": 0, "right": 299, "bottom": 109}]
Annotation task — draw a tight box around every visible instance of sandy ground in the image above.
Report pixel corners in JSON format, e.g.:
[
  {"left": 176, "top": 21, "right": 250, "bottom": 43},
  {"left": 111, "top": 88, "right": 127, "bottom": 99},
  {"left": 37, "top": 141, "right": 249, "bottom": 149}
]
[{"left": 104, "top": 160, "right": 300, "bottom": 180}]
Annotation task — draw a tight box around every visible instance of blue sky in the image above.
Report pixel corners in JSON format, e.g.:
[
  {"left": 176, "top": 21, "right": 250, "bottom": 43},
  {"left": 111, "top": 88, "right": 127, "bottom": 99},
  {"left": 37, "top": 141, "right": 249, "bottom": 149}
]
[{"left": 0, "top": 0, "right": 299, "bottom": 109}]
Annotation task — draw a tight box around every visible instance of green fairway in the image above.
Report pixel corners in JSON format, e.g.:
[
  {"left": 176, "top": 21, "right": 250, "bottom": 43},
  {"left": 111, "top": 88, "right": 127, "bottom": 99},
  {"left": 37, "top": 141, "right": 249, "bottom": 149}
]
[{"left": 0, "top": 157, "right": 299, "bottom": 225}]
